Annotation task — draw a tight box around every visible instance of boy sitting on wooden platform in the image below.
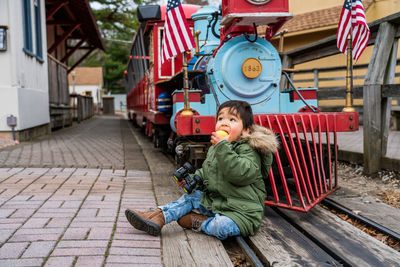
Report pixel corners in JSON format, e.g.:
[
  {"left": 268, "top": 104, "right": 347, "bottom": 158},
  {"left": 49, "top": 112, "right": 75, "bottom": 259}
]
[{"left": 125, "top": 100, "right": 278, "bottom": 240}]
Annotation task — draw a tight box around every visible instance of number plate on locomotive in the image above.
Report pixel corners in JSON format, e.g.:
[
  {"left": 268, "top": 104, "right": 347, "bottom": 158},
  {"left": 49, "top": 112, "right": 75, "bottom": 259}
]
[{"left": 241, "top": 58, "right": 262, "bottom": 79}]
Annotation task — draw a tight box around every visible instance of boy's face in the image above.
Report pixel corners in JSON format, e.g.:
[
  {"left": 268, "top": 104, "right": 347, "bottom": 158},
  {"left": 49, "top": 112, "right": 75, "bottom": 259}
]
[{"left": 216, "top": 107, "right": 249, "bottom": 142}]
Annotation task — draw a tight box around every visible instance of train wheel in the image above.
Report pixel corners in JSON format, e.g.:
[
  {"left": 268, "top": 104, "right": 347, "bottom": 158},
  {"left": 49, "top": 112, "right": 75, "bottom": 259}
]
[{"left": 153, "top": 130, "right": 163, "bottom": 148}]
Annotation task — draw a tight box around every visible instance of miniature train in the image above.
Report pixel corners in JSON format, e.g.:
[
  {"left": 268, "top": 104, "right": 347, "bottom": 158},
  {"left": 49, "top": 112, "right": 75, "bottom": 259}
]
[{"left": 124, "top": 1, "right": 359, "bottom": 212}]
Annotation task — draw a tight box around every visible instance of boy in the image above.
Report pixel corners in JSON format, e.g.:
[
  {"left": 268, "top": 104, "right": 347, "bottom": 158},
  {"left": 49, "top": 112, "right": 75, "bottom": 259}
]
[{"left": 125, "top": 100, "right": 278, "bottom": 240}]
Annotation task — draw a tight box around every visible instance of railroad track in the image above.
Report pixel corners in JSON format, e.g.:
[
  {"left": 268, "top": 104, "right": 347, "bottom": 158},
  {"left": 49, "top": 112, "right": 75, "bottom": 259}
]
[
  {"left": 322, "top": 198, "right": 400, "bottom": 243},
  {"left": 130, "top": 123, "right": 400, "bottom": 266},
  {"left": 243, "top": 198, "right": 400, "bottom": 266}
]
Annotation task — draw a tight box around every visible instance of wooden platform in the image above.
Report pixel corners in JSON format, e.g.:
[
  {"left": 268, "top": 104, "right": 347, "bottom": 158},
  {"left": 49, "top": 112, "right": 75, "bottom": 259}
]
[
  {"left": 330, "top": 187, "right": 400, "bottom": 234},
  {"left": 250, "top": 205, "right": 400, "bottom": 266}
]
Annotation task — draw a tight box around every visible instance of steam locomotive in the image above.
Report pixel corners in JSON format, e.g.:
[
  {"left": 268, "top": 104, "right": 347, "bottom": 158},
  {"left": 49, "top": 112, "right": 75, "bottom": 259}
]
[{"left": 124, "top": 1, "right": 359, "bottom": 212}]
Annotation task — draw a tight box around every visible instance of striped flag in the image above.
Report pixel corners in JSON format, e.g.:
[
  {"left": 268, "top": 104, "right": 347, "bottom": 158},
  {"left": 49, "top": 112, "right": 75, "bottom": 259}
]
[
  {"left": 337, "top": 0, "right": 370, "bottom": 62},
  {"left": 161, "top": 0, "right": 195, "bottom": 64}
]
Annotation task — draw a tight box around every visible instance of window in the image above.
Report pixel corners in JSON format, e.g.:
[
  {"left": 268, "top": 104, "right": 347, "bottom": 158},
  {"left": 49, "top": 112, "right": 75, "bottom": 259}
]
[
  {"left": 22, "top": 0, "right": 43, "bottom": 61},
  {"left": 34, "top": 0, "right": 43, "bottom": 61},
  {"left": 22, "top": 0, "right": 33, "bottom": 55}
]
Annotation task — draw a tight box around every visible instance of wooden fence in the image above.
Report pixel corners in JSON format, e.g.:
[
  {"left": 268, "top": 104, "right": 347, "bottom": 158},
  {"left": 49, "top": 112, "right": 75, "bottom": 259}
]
[
  {"left": 292, "top": 59, "right": 400, "bottom": 111},
  {"left": 48, "top": 55, "right": 72, "bottom": 129},
  {"left": 70, "top": 94, "right": 94, "bottom": 122},
  {"left": 280, "top": 12, "right": 400, "bottom": 174}
]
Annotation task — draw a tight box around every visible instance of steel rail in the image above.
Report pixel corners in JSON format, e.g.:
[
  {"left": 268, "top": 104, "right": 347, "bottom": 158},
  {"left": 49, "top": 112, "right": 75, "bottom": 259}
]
[
  {"left": 323, "top": 198, "right": 400, "bottom": 242},
  {"left": 235, "top": 236, "right": 264, "bottom": 267}
]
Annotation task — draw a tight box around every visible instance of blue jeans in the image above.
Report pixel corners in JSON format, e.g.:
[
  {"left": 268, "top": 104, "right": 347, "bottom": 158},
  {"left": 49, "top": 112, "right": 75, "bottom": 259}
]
[{"left": 159, "top": 190, "right": 241, "bottom": 240}]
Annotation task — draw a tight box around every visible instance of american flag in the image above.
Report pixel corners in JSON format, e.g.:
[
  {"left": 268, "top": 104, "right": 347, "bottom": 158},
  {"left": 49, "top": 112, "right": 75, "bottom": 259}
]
[
  {"left": 161, "top": 0, "right": 195, "bottom": 64},
  {"left": 337, "top": 0, "right": 370, "bottom": 62}
]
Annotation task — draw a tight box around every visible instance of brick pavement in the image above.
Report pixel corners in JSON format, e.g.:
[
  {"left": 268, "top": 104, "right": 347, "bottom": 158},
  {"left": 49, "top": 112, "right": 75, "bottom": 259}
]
[
  {"left": 0, "top": 117, "right": 162, "bottom": 266},
  {"left": 0, "top": 117, "right": 125, "bottom": 169},
  {"left": 0, "top": 138, "right": 18, "bottom": 150},
  {"left": 0, "top": 167, "right": 161, "bottom": 267}
]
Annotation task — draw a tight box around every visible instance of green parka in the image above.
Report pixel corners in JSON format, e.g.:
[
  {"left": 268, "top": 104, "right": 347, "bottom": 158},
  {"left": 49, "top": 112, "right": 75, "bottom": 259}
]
[{"left": 195, "top": 124, "right": 278, "bottom": 236}]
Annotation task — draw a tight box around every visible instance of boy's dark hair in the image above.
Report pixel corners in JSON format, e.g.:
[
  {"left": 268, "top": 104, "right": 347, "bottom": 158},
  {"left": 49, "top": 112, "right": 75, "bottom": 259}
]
[{"left": 217, "top": 100, "right": 254, "bottom": 129}]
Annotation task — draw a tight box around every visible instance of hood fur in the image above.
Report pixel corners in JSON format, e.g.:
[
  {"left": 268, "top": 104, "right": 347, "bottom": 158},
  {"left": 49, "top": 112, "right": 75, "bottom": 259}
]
[{"left": 241, "top": 124, "right": 278, "bottom": 155}]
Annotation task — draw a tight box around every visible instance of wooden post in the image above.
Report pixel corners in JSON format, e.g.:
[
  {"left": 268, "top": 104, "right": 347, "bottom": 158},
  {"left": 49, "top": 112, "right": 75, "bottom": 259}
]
[
  {"left": 363, "top": 22, "right": 397, "bottom": 175},
  {"left": 381, "top": 37, "right": 398, "bottom": 156},
  {"left": 313, "top": 69, "right": 319, "bottom": 88},
  {"left": 280, "top": 54, "right": 293, "bottom": 91}
]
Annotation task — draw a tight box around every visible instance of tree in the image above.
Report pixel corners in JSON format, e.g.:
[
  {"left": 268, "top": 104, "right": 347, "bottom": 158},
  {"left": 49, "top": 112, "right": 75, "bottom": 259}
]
[
  {"left": 84, "top": 0, "right": 210, "bottom": 93},
  {"left": 83, "top": 0, "right": 152, "bottom": 94}
]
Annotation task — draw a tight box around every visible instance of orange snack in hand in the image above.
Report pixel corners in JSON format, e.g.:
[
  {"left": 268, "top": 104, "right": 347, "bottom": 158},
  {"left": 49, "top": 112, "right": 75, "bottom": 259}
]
[{"left": 216, "top": 130, "right": 228, "bottom": 137}]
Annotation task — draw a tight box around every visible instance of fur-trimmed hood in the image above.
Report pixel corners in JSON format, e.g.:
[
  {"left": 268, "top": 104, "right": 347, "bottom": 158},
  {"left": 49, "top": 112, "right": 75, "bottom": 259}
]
[{"left": 241, "top": 124, "right": 278, "bottom": 155}]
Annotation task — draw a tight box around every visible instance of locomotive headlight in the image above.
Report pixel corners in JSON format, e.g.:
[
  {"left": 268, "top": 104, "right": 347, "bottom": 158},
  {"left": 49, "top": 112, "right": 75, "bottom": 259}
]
[
  {"left": 241, "top": 58, "right": 262, "bottom": 79},
  {"left": 246, "top": 0, "right": 270, "bottom": 5}
]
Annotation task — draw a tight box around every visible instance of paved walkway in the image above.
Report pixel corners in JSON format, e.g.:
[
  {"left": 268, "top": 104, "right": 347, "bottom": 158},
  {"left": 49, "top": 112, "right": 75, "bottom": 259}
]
[
  {"left": 0, "top": 138, "right": 18, "bottom": 150},
  {"left": 0, "top": 116, "right": 162, "bottom": 267},
  {"left": 0, "top": 117, "right": 125, "bottom": 169}
]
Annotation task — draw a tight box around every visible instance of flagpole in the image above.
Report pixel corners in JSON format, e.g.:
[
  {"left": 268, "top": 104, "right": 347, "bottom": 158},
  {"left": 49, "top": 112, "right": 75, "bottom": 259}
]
[
  {"left": 342, "top": 29, "right": 355, "bottom": 112},
  {"left": 181, "top": 51, "right": 193, "bottom": 116}
]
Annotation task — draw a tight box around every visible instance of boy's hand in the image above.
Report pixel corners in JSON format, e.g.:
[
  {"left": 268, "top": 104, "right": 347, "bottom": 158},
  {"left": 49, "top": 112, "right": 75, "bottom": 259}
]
[{"left": 211, "top": 132, "right": 229, "bottom": 146}]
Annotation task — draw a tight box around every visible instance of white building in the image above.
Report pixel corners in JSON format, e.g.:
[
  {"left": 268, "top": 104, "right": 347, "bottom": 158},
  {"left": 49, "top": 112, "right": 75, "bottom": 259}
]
[
  {"left": 68, "top": 67, "right": 103, "bottom": 105},
  {"left": 0, "top": 0, "right": 50, "bottom": 140},
  {"left": 0, "top": 0, "right": 104, "bottom": 140}
]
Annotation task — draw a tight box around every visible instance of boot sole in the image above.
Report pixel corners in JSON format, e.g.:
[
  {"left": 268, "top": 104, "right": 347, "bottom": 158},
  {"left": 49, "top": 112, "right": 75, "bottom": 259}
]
[{"left": 125, "top": 209, "right": 161, "bottom": 236}]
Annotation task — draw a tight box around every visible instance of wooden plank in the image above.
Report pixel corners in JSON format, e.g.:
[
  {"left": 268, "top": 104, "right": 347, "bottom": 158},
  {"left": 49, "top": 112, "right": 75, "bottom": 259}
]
[
  {"left": 382, "top": 37, "right": 399, "bottom": 156},
  {"left": 57, "top": 64, "right": 69, "bottom": 105},
  {"left": 318, "top": 86, "right": 363, "bottom": 100},
  {"left": 48, "top": 58, "right": 58, "bottom": 104},
  {"left": 313, "top": 69, "right": 319, "bottom": 88},
  {"left": 382, "top": 84, "right": 400, "bottom": 97},
  {"left": 363, "top": 22, "right": 397, "bottom": 174},
  {"left": 131, "top": 126, "right": 233, "bottom": 267},
  {"left": 280, "top": 55, "right": 293, "bottom": 91},
  {"left": 364, "top": 23, "right": 397, "bottom": 85},
  {"left": 279, "top": 205, "right": 400, "bottom": 266},
  {"left": 249, "top": 207, "right": 339, "bottom": 266},
  {"left": 363, "top": 84, "right": 382, "bottom": 174},
  {"left": 329, "top": 193, "right": 400, "bottom": 234}
]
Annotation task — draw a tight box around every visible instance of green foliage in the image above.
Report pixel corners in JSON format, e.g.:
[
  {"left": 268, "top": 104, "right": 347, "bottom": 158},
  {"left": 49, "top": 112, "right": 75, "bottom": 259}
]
[
  {"left": 83, "top": 0, "right": 143, "bottom": 93},
  {"left": 85, "top": 0, "right": 208, "bottom": 93}
]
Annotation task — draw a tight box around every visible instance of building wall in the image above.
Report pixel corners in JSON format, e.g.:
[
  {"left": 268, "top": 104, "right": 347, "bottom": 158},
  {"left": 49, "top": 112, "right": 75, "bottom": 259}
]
[
  {"left": 282, "top": 1, "right": 400, "bottom": 52},
  {"left": 0, "top": 0, "right": 49, "bottom": 132},
  {"left": 111, "top": 94, "right": 127, "bottom": 111},
  {"left": 276, "top": 0, "right": 400, "bottom": 109},
  {"left": 69, "top": 85, "right": 101, "bottom": 104},
  {"left": 290, "top": 0, "right": 400, "bottom": 17}
]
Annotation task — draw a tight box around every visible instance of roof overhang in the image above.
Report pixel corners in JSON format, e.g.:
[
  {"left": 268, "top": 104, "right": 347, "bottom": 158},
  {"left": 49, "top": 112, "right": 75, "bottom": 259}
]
[{"left": 46, "top": 0, "right": 105, "bottom": 71}]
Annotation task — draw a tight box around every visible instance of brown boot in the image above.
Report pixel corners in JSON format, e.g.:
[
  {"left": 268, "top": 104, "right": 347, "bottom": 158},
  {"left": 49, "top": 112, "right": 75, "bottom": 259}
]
[
  {"left": 177, "top": 212, "right": 209, "bottom": 232},
  {"left": 125, "top": 208, "right": 165, "bottom": 236}
]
